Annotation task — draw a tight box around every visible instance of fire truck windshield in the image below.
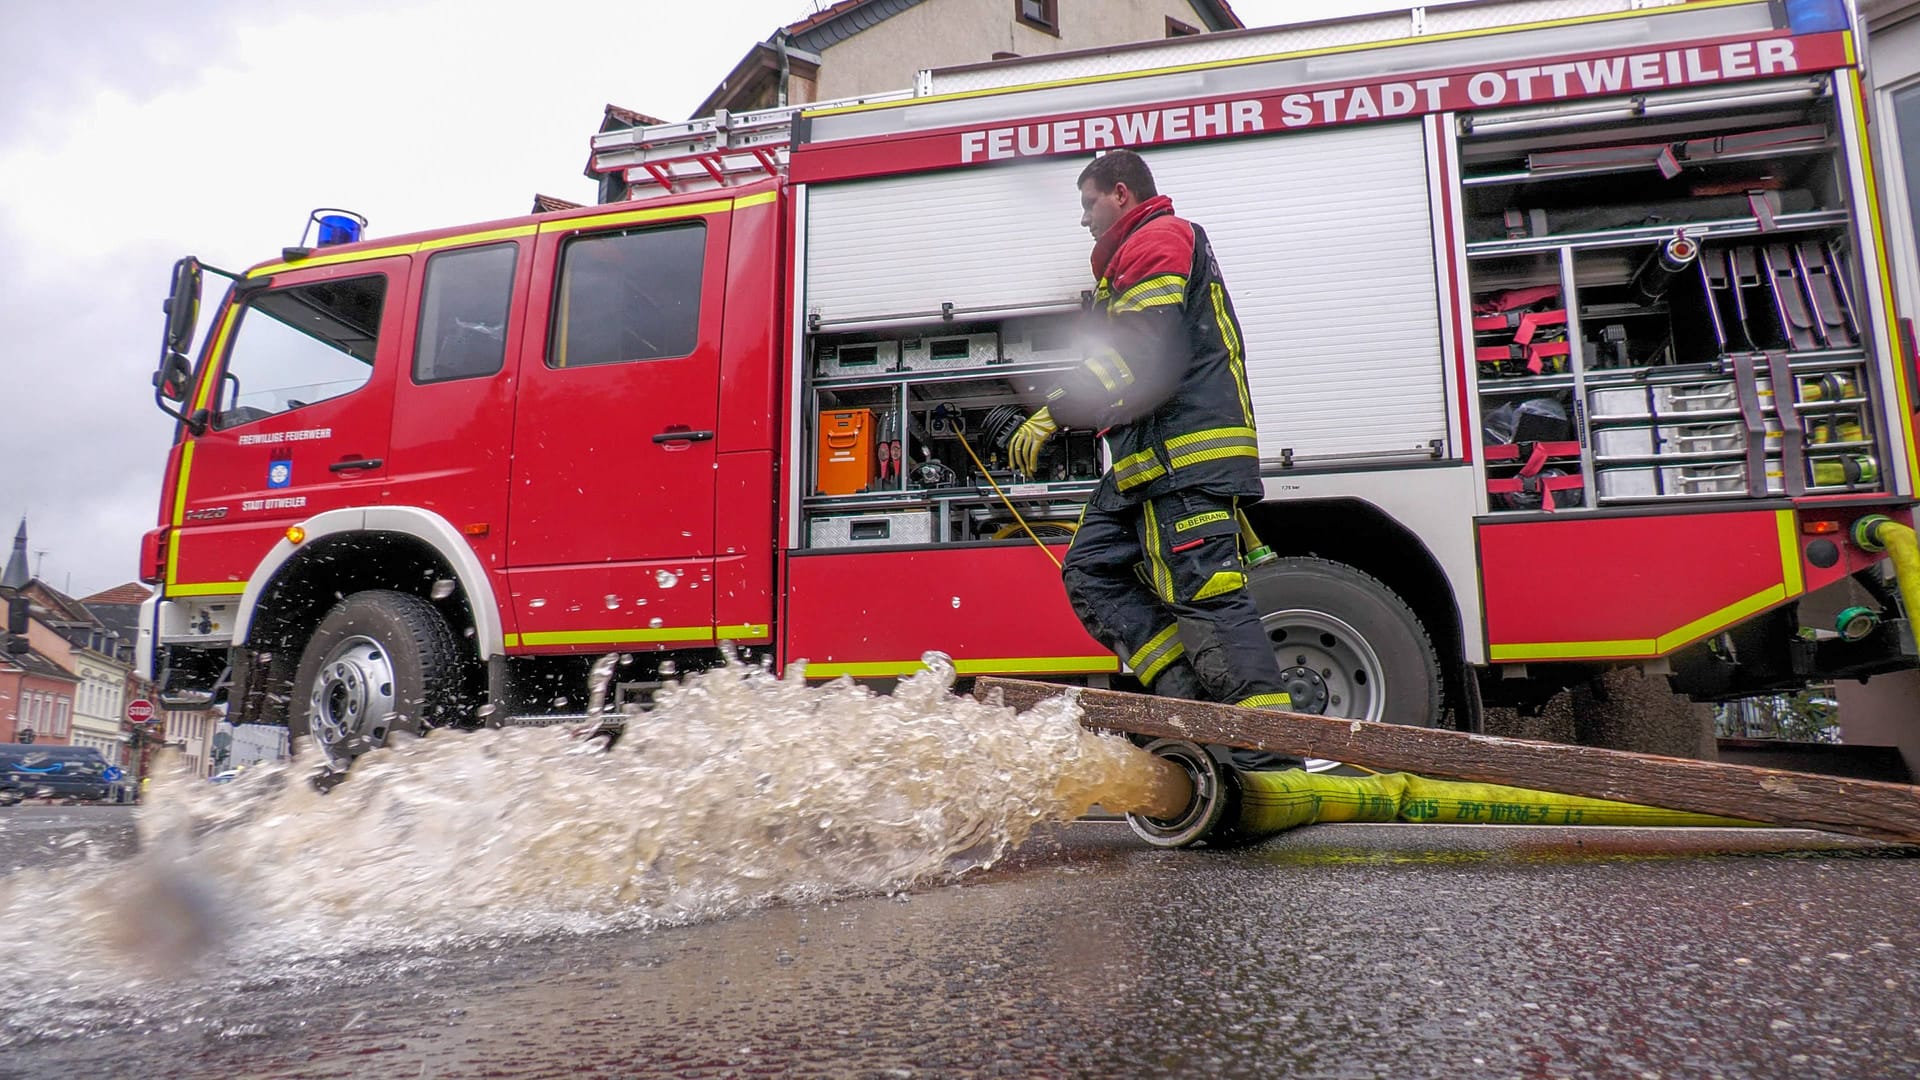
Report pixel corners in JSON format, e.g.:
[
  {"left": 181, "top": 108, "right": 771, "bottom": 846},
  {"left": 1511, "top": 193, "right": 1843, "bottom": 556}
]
[{"left": 212, "top": 274, "right": 388, "bottom": 430}]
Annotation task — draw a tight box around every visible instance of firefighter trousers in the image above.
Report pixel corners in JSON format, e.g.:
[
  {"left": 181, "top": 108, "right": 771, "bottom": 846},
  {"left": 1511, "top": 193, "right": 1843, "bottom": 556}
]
[{"left": 1062, "top": 488, "right": 1291, "bottom": 708}]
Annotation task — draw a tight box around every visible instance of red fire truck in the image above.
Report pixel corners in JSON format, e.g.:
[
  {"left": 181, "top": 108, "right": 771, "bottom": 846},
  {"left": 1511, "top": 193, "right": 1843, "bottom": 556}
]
[{"left": 140, "top": 0, "right": 1918, "bottom": 772}]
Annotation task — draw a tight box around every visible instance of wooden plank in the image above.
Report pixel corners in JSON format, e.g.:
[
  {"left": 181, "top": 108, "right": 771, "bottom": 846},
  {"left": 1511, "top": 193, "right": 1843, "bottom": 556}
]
[{"left": 975, "top": 678, "right": 1920, "bottom": 845}]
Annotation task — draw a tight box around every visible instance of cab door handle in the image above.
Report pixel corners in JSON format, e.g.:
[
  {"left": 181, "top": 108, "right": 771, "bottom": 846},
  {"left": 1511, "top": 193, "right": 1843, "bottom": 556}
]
[
  {"left": 652, "top": 429, "right": 715, "bottom": 444},
  {"left": 329, "top": 457, "right": 384, "bottom": 472}
]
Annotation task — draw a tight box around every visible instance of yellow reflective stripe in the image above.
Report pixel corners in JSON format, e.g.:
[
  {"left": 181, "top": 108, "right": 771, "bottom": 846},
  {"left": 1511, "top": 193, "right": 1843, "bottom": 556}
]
[
  {"left": 1165, "top": 425, "right": 1256, "bottom": 450},
  {"left": 419, "top": 224, "right": 539, "bottom": 252},
  {"left": 247, "top": 200, "right": 730, "bottom": 278},
  {"left": 1489, "top": 582, "right": 1791, "bottom": 662},
  {"left": 1212, "top": 283, "right": 1255, "bottom": 426},
  {"left": 731, "top": 190, "right": 779, "bottom": 210},
  {"left": 1170, "top": 444, "right": 1260, "bottom": 469},
  {"left": 1174, "top": 510, "right": 1230, "bottom": 533},
  {"left": 801, "top": 655, "right": 1121, "bottom": 679},
  {"left": 1117, "top": 273, "right": 1186, "bottom": 306},
  {"left": 1127, "top": 624, "right": 1181, "bottom": 669},
  {"left": 1115, "top": 460, "right": 1168, "bottom": 490},
  {"left": 1143, "top": 500, "right": 1176, "bottom": 603},
  {"left": 1236, "top": 692, "right": 1293, "bottom": 709},
  {"left": 169, "top": 440, "right": 197, "bottom": 529},
  {"left": 1776, "top": 510, "right": 1804, "bottom": 599},
  {"left": 518, "top": 626, "right": 718, "bottom": 646},
  {"left": 512, "top": 624, "right": 765, "bottom": 646},
  {"left": 190, "top": 307, "right": 241, "bottom": 412},
  {"left": 1165, "top": 426, "right": 1259, "bottom": 471},
  {"left": 536, "top": 197, "right": 734, "bottom": 234},
  {"left": 1136, "top": 639, "right": 1186, "bottom": 686},
  {"left": 503, "top": 633, "right": 520, "bottom": 647},
  {"left": 1084, "top": 356, "right": 1120, "bottom": 393},
  {"left": 1110, "top": 291, "right": 1186, "bottom": 314},
  {"left": 1192, "top": 570, "right": 1246, "bottom": 601},
  {"left": 167, "top": 581, "right": 246, "bottom": 598}
]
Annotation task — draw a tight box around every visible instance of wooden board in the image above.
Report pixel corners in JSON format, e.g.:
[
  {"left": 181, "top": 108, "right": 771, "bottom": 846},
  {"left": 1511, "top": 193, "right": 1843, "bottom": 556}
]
[{"left": 975, "top": 678, "right": 1920, "bottom": 845}]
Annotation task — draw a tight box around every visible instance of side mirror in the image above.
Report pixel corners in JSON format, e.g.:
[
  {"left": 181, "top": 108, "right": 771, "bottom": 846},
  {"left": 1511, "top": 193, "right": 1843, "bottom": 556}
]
[
  {"left": 164, "top": 257, "right": 202, "bottom": 354},
  {"left": 152, "top": 351, "right": 192, "bottom": 401}
]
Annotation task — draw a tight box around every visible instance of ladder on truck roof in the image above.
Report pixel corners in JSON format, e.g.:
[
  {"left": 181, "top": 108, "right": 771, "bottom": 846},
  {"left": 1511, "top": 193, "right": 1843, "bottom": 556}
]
[{"left": 590, "top": 90, "right": 912, "bottom": 196}]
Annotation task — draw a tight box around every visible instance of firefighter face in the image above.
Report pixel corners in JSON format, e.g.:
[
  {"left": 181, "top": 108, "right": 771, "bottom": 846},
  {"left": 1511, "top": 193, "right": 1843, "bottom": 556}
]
[{"left": 1080, "top": 179, "right": 1131, "bottom": 239}]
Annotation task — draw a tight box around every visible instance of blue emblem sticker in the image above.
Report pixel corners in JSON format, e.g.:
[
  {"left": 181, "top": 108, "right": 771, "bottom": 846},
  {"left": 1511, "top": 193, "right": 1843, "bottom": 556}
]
[{"left": 268, "top": 460, "right": 293, "bottom": 489}]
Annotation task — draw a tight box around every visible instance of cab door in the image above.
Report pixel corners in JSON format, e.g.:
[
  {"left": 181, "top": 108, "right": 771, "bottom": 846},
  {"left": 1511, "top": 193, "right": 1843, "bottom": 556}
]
[
  {"left": 505, "top": 206, "right": 729, "bottom": 651},
  {"left": 169, "top": 257, "right": 409, "bottom": 597}
]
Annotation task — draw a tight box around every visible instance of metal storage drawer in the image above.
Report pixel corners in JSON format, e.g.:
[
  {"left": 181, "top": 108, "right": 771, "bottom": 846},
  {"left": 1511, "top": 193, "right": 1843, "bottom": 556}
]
[
  {"left": 1595, "top": 461, "right": 1784, "bottom": 500},
  {"left": 808, "top": 511, "right": 935, "bottom": 548},
  {"left": 1588, "top": 378, "right": 1775, "bottom": 422},
  {"left": 1592, "top": 419, "right": 1782, "bottom": 460}
]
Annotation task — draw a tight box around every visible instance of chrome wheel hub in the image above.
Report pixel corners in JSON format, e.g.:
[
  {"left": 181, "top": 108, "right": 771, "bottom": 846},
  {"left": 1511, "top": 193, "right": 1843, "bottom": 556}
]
[{"left": 305, "top": 635, "right": 398, "bottom": 771}]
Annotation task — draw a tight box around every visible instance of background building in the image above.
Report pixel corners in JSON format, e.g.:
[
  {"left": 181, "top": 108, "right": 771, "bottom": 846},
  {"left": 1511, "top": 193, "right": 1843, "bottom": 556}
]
[{"left": 592, "top": 0, "right": 1242, "bottom": 201}]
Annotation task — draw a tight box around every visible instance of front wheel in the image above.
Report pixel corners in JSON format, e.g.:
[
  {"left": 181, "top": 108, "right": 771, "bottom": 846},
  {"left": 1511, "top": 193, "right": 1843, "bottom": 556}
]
[
  {"left": 1244, "top": 557, "right": 1442, "bottom": 728},
  {"left": 289, "top": 590, "right": 468, "bottom": 773}
]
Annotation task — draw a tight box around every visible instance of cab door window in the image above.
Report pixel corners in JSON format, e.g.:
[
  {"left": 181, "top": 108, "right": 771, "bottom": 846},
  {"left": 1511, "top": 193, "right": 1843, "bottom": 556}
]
[
  {"left": 548, "top": 223, "right": 705, "bottom": 368},
  {"left": 213, "top": 274, "right": 388, "bottom": 429},
  {"left": 414, "top": 243, "right": 516, "bottom": 383}
]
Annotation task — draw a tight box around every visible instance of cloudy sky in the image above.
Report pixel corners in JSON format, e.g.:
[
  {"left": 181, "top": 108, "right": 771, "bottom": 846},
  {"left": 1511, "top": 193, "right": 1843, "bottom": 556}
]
[{"left": 1, "top": 0, "right": 1402, "bottom": 597}]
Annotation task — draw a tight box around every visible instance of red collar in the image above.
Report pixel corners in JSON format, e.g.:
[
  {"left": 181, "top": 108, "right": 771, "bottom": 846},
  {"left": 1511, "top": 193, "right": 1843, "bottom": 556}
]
[{"left": 1091, "top": 195, "right": 1174, "bottom": 278}]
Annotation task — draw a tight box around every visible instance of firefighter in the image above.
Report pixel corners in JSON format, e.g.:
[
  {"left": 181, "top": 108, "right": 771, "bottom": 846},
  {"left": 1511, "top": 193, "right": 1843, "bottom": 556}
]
[{"left": 1009, "top": 150, "right": 1292, "bottom": 712}]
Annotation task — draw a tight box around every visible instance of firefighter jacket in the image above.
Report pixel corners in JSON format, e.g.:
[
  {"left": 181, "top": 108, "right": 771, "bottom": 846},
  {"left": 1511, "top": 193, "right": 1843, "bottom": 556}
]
[{"left": 1046, "top": 195, "right": 1262, "bottom": 509}]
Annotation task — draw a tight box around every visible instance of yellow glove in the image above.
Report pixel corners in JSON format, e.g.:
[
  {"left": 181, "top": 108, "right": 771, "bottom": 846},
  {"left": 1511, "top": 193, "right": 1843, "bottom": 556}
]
[{"left": 1008, "top": 407, "right": 1059, "bottom": 477}]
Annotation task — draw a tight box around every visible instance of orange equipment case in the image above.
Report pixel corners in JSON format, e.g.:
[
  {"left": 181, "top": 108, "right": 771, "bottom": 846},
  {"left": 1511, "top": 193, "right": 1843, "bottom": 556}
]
[{"left": 816, "top": 408, "right": 875, "bottom": 494}]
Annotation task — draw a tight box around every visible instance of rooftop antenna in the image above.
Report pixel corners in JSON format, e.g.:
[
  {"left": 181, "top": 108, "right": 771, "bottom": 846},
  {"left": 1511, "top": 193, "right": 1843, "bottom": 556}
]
[{"left": 32, "top": 549, "right": 47, "bottom": 579}]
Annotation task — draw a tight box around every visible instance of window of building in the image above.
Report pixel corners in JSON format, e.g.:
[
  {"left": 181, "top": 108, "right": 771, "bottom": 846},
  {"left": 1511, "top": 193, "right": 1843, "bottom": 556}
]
[
  {"left": 1016, "top": 0, "right": 1059, "bottom": 35},
  {"left": 415, "top": 242, "right": 518, "bottom": 384},
  {"left": 1166, "top": 16, "right": 1200, "bottom": 37},
  {"left": 214, "top": 274, "right": 389, "bottom": 429},
  {"left": 53, "top": 698, "right": 68, "bottom": 735},
  {"left": 549, "top": 224, "right": 706, "bottom": 368}
]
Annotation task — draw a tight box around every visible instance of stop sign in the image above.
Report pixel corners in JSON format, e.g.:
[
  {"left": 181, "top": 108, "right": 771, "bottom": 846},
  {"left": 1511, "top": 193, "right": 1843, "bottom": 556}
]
[{"left": 126, "top": 699, "right": 155, "bottom": 723}]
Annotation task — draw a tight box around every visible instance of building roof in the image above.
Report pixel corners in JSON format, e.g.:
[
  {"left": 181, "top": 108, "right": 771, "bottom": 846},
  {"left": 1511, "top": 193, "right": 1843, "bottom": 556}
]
[
  {"left": 532, "top": 193, "right": 585, "bottom": 213},
  {"left": 20, "top": 580, "right": 101, "bottom": 629},
  {"left": 0, "top": 643, "right": 81, "bottom": 683},
  {"left": 783, "top": 0, "right": 1240, "bottom": 47},
  {"left": 1, "top": 518, "right": 27, "bottom": 590},
  {"left": 692, "top": 0, "right": 1242, "bottom": 119},
  {"left": 81, "top": 583, "right": 152, "bottom": 606}
]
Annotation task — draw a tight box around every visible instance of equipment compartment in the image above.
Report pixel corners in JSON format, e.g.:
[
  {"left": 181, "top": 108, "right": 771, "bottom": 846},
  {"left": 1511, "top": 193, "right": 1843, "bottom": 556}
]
[
  {"left": 800, "top": 317, "right": 1096, "bottom": 548},
  {"left": 1458, "top": 78, "right": 1888, "bottom": 512}
]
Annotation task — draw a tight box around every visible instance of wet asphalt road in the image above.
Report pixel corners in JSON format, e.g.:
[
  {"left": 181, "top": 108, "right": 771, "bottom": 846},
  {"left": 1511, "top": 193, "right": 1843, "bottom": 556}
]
[{"left": 3, "top": 804, "right": 1919, "bottom": 1079}]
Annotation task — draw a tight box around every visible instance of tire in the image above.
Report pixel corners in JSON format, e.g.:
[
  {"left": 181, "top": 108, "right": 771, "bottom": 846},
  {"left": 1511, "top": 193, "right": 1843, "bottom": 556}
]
[
  {"left": 288, "top": 589, "right": 467, "bottom": 773},
  {"left": 1244, "top": 556, "right": 1442, "bottom": 728}
]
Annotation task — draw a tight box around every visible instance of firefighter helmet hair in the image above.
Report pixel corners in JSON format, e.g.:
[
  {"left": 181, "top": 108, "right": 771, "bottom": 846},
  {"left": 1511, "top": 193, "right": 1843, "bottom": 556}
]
[{"left": 1077, "top": 150, "right": 1157, "bottom": 200}]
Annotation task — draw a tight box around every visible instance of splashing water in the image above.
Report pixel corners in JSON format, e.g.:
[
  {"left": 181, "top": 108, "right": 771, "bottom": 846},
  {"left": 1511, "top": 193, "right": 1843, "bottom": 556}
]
[{"left": 0, "top": 657, "right": 1177, "bottom": 1031}]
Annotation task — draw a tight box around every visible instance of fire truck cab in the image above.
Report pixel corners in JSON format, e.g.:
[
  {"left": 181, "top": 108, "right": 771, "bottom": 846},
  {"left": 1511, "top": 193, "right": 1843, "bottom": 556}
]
[{"left": 141, "top": 0, "right": 1919, "bottom": 773}]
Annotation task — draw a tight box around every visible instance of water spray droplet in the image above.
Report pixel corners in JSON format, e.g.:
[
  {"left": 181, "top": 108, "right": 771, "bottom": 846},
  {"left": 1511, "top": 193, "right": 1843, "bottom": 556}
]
[
  {"left": 649, "top": 617, "right": 664, "bottom": 629},
  {"left": 431, "top": 579, "right": 456, "bottom": 600},
  {"left": 655, "top": 570, "right": 678, "bottom": 589},
  {"left": 604, "top": 594, "right": 622, "bottom": 610},
  {"left": 529, "top": 598, "right": 548, "bottom": 609}
]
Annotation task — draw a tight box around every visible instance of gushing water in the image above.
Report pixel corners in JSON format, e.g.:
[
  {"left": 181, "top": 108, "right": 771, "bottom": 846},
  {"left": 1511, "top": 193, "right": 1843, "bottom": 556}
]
[{"left": 0, "top": 657, "right": 1176, "bottom": 1036}]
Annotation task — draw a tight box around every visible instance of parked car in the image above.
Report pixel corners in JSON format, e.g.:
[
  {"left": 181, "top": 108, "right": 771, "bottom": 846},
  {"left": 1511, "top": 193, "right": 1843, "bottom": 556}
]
[{"left": 0, "top": 743, "right": 114, "bottom": 802}]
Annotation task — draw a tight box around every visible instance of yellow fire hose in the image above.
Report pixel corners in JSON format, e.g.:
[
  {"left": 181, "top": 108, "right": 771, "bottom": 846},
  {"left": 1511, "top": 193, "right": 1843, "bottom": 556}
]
[
  {"left": 1852, "top": 515, "right": 1920, "bottom": 631},
  {"left": 1124, "top": 740, "right": 1763, "bottom": 848}
]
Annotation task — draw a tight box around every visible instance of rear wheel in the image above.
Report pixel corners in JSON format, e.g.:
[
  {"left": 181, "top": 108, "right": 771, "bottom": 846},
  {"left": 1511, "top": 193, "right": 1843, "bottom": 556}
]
[
  {"left": 1245, "top": 557, "right": 1442, "bottom": 729},
  {"left": 289, "top": 590, "right": 467, "bottom": 773}
]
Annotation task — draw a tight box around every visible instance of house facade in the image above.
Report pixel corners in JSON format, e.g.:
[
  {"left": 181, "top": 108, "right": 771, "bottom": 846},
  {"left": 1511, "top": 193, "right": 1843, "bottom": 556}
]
[{"left": 591, "top": 0, "right": 1240, "bottom": 202}]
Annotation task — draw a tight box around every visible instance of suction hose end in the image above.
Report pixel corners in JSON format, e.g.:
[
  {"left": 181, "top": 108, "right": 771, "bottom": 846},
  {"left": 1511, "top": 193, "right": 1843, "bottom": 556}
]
[
  {"left": 1854, "top": 514, "right": 1893, "bottom": 553},
  {"left": 1126, "top": 739, "right": 1230, "bottom": 848}
]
